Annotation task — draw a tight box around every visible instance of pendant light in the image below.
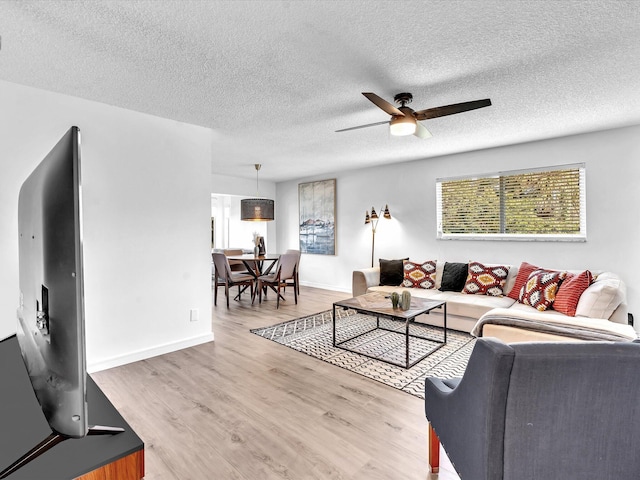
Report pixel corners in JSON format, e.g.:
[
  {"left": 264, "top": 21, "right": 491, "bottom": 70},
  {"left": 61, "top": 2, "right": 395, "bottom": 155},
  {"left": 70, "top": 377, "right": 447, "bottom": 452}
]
[{"left": 241, "top": 164, "right": 274, "bottom": 221}]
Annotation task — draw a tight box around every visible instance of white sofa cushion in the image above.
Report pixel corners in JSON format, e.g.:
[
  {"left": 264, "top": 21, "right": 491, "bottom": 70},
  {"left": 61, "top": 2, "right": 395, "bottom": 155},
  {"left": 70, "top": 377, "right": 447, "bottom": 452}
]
[
  {"left": 366, "top": 286, "right": 516, "bottom": 320},
  {"left": 367, "top": 285, "right": 441, "bottom": 300},
  {"left": 436, "top": 291, "right": 516, "bottom": 319},
  {"left": 576, "top": 272, "right": 625, "bottom": 320}
]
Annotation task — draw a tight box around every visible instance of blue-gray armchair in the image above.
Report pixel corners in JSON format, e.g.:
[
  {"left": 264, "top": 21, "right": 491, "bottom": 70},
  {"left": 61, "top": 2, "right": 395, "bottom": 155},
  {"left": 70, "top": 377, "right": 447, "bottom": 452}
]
[{"left": 424, "top": 337, "right": 640, "bottom": 479}]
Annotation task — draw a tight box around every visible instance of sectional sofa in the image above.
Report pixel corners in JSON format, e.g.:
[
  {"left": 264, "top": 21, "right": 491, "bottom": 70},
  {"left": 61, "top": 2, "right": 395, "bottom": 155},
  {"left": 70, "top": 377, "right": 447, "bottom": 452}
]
[{"left": 352, "top": 259, "right": 638, "bottom": 342}]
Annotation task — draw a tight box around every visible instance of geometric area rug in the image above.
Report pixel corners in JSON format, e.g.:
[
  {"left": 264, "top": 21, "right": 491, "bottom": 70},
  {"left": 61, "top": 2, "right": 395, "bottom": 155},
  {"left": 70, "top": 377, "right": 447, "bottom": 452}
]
[{"left": 250, "top": 309, "right": 476, "bottom": 399}]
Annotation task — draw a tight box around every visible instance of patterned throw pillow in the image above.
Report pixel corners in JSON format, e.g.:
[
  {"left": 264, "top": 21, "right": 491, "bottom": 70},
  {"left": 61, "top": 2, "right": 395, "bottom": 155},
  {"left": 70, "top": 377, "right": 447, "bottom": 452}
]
[
  {"left": 518, "top": 269, "right": 567, "bottom": 311},
  {"left": 402, "top": 260, "right": 437, "bottom": 289},
  {"left": 508, "top": 262, "right": 540, "bottom": 300},
  {"left": 462, "top": 262, "right": 510, "bottom": 296},
  {"left": 553, "top": 270, "right": 593, "bottom": 316}
]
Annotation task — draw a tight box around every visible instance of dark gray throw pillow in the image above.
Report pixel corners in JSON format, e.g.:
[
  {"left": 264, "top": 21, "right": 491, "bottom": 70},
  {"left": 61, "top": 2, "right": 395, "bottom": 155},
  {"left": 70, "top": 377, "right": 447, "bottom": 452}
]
[
  {"left": 439, "top": 262, "right": 469, "bottom": 292},
  {"left": 379, "top": 258, "right": 406, "bottom": 286}
]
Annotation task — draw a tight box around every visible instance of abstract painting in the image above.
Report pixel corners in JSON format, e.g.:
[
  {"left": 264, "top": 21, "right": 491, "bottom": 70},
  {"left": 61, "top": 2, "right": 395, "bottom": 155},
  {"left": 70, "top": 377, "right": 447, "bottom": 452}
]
[{"left": 298, "top": 179, "right": 336, "bottom": 255}]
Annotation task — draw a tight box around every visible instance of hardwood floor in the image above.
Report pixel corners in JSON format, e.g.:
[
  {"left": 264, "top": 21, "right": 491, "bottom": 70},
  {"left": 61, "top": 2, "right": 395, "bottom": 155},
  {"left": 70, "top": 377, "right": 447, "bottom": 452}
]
[{"left": 91, "top": 286, "right": 459, "bottom": 479}]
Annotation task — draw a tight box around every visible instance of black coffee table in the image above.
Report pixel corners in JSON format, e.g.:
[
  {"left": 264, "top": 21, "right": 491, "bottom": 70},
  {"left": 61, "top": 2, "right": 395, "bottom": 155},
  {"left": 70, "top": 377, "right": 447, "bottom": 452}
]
[{"left": 332, "top": 292, "right": 447, "bottom": 369}]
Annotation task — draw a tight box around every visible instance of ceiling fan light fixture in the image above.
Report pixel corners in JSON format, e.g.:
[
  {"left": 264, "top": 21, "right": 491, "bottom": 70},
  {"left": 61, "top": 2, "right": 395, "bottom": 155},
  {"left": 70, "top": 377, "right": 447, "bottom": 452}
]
[
  {"left": 389, "top": 115, "right": 416, "bottom": 136},
  {"left": 338, "top": 92, "right": 491, "bottom": 140}
]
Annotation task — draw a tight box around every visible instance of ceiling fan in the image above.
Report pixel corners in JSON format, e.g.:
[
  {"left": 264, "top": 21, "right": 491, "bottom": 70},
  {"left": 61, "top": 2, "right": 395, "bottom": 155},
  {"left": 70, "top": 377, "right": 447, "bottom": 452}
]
[{"left": 336, "top": 92, "right": 492, "bottom": 139}]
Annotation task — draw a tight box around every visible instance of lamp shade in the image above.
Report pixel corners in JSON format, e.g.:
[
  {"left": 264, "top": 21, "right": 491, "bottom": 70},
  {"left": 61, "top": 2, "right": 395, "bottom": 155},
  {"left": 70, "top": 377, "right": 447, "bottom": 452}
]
[
  {"left": 241, "top": 198, "right": 275, "bottom": 221},
  {"left": 389, "top": 115, "right": 417, "bottom": 136}
]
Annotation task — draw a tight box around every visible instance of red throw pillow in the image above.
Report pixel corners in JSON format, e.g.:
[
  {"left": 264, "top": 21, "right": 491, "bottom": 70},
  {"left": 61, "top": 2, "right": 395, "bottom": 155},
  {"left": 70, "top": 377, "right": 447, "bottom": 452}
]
[
  {"left": 553, "top": 270, "right": 594, "bottom": 316},
  {"left": 508, "top": 262, "right": 540, "bottom": 300},
  {"left": 518, "top": 269, "right": 567, "bottom": 311}
]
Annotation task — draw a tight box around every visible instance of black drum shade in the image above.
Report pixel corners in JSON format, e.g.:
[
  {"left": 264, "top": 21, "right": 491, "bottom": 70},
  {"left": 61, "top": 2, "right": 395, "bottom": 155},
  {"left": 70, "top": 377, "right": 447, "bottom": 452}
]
[{"left": 241, "top": 198, "right": 275, "bottom": 221}]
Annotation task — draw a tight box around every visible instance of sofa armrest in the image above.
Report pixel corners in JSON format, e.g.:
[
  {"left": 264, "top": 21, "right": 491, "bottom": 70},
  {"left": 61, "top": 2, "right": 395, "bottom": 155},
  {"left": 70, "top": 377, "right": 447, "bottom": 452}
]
[
  {"left": 425, "top": 338, "right": 515, "bottom": 480},
  {"left": 352, "top": 267, "right": 380, "bottom": 297}
]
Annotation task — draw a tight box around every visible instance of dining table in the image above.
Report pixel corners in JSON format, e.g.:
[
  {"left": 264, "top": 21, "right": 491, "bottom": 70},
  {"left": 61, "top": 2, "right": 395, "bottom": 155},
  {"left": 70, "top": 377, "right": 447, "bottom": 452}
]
[
  {"left": 225, "top": 253, "right": 281, "bottom": 279},
  {"left": 225, "top": 253, "right": 282, "bottom": 302}
]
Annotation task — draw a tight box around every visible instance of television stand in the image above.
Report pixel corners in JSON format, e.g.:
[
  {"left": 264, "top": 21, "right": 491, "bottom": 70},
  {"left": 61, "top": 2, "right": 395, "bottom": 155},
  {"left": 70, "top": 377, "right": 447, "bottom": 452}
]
[
  {"left": 0, "top": 336, "right": 144, "bottom": 479},
  {"left": 0, "top": 425, "right": 127, "bottom": 479}
]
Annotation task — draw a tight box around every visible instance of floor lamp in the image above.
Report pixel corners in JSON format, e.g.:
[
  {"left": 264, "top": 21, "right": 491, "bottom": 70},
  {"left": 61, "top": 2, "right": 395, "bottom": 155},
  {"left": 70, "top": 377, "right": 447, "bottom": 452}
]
[{"left": 365, "top": 204, "right": 391, "bottom": 267}]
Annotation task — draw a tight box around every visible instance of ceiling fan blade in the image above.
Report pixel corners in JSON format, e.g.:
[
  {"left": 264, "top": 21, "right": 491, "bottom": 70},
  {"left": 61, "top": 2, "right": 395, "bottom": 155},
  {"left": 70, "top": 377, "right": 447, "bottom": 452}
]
[
  {"left": 362, "top": 92, "right": 405, "bottom": 116},
  {"left": 414, "top": 98, "right": 492, "bottom": 121},
  {"left": 414, "top": 122, "right": 432, "bottom": 139},
  {"left": 335, "top": 120, "right": 390, "bottom": 133}
]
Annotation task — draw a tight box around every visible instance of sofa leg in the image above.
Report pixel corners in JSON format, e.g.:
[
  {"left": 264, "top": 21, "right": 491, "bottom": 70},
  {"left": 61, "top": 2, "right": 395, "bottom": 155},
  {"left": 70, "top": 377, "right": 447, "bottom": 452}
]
[{"left": 429, "top": 423, "right": 440, "bottom": 474}]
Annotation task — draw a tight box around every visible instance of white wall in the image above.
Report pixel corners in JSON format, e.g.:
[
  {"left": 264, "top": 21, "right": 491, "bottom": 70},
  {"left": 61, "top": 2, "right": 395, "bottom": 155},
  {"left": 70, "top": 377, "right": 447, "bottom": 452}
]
[
  {"left": 211, "top": 173, "right": 277, "bottom": 252},
  {"left": 277, "top": 125, "right": 640, "bottom": 326},
  {"left": 211, "top": 173, "right": 276, "bottom": 199},
  {"left": 0, "top": 80, "right": 213, "bottom": 371}
]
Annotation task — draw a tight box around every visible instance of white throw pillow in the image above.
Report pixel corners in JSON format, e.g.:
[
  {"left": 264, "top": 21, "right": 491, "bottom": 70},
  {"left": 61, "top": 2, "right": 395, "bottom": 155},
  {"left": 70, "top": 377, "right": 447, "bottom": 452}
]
[{"left": 575, "top": 272, "right": 624, "bottom": 319}]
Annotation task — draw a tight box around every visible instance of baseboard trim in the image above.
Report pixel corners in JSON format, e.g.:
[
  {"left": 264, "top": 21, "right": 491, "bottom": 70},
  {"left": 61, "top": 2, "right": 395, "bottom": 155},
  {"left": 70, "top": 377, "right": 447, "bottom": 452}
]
[
  {"left": 88, "top": 332, "right": 215, "bottom": 373},
  {"left": 299, "top": 280, "right": 350, "bottom": 293}
]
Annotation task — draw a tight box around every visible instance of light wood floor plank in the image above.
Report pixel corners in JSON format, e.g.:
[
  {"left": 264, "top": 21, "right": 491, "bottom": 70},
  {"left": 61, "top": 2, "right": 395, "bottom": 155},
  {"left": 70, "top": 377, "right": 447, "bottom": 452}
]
[{"left": 91, "top": 286, "right": 459, "bottom": 479}]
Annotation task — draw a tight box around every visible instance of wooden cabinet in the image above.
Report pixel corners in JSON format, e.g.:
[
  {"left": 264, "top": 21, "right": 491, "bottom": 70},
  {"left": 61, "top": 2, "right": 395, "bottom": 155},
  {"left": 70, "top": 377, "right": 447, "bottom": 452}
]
[{"left": 76, "top": 449, "right": 144, "bottom": 480}]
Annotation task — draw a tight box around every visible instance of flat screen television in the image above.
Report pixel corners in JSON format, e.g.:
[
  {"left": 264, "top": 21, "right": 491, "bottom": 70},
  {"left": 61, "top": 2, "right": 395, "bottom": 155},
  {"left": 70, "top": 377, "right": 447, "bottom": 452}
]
[
  {"left": 16, "top": 125, "right": 87, "bottom": 439},
  {"left": 1, "top": 126, "right": 121, "bottom": 479}
]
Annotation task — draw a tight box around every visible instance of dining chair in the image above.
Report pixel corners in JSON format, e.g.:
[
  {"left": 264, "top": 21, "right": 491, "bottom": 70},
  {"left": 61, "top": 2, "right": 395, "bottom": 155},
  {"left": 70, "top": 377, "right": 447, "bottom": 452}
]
[
  {"left": 212, "top": 253, "right": 255, "bottom": 308},
  {"left": 256, "top": 252, "right": 298, "bottom": 308},
  {"left": 285, "top": 249, "right": 301, "bottom": 295},
  {"left": 223, "top": 248, "right": 249, "bottom": 273}
]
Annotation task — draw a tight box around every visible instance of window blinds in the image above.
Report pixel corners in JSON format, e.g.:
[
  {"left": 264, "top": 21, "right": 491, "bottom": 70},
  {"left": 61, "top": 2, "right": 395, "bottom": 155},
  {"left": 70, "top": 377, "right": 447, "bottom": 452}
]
[{"left": 436, "top": 164, "right": 586, "bottom": 241}]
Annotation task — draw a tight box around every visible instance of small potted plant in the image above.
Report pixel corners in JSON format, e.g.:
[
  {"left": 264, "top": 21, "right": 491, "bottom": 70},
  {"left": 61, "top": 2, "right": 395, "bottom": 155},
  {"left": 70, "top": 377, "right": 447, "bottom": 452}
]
[
  {"left": 400, "top": 290, "right": 412, "bottom": 311},
  {"left": 390, "top": 292, "right": 400, "bottom": 308}
]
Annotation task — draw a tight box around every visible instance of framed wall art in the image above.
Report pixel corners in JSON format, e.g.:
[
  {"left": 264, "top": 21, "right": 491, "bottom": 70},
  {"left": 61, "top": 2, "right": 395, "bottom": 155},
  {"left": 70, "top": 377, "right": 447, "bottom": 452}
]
[{"left": 298, "top": 179, "right": 336, "bottom": 255}]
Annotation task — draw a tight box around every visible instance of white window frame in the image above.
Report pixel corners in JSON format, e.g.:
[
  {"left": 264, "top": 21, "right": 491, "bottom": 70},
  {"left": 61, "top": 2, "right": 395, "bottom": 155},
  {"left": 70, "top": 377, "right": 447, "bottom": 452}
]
[{"left": 436, "top": 163, "right": 586, "bottom": 242}]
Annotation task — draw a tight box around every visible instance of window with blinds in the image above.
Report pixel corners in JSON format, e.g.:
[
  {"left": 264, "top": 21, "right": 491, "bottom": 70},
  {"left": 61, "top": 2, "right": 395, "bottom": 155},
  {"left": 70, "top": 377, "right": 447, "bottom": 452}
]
[{"left": 436, "top": 164, "right": 586, "bottom": 241}]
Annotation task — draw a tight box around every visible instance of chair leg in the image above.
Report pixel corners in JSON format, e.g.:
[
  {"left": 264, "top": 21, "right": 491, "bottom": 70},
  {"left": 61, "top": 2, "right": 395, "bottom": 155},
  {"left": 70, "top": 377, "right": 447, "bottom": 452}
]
[
  {"left": 214, "top": 282, "right": 218, "bottom": 306},
  {"left": 428, "top": 423, "right": 440, "bottom": 474},
  {"left": 253, "top": 281, "right": 258, "bottom": 303},
  {"left": 293, "top": 279, "right": 298, "bottom": 304},
  {"left": 235, "top": 284, "right": 249, "bottom": 301},
  {"left": 225, "top": 282, "right": 230, "bottom": 308},
  {"left": 276, "top": 282, "right": 281, "bottom": 308}
]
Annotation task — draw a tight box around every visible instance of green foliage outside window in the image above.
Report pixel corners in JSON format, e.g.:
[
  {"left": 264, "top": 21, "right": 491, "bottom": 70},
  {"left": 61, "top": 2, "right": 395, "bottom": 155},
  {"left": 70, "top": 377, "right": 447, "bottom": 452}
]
[{"left": 437, "top": 165, "right": 585, "bottom": 240}]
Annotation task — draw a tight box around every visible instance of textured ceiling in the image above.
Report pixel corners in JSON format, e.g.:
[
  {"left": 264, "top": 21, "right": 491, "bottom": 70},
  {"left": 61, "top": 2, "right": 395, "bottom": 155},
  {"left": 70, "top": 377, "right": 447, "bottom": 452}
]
[{"left": 1, "top": 1, "right": 639, "bottom": 182}]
